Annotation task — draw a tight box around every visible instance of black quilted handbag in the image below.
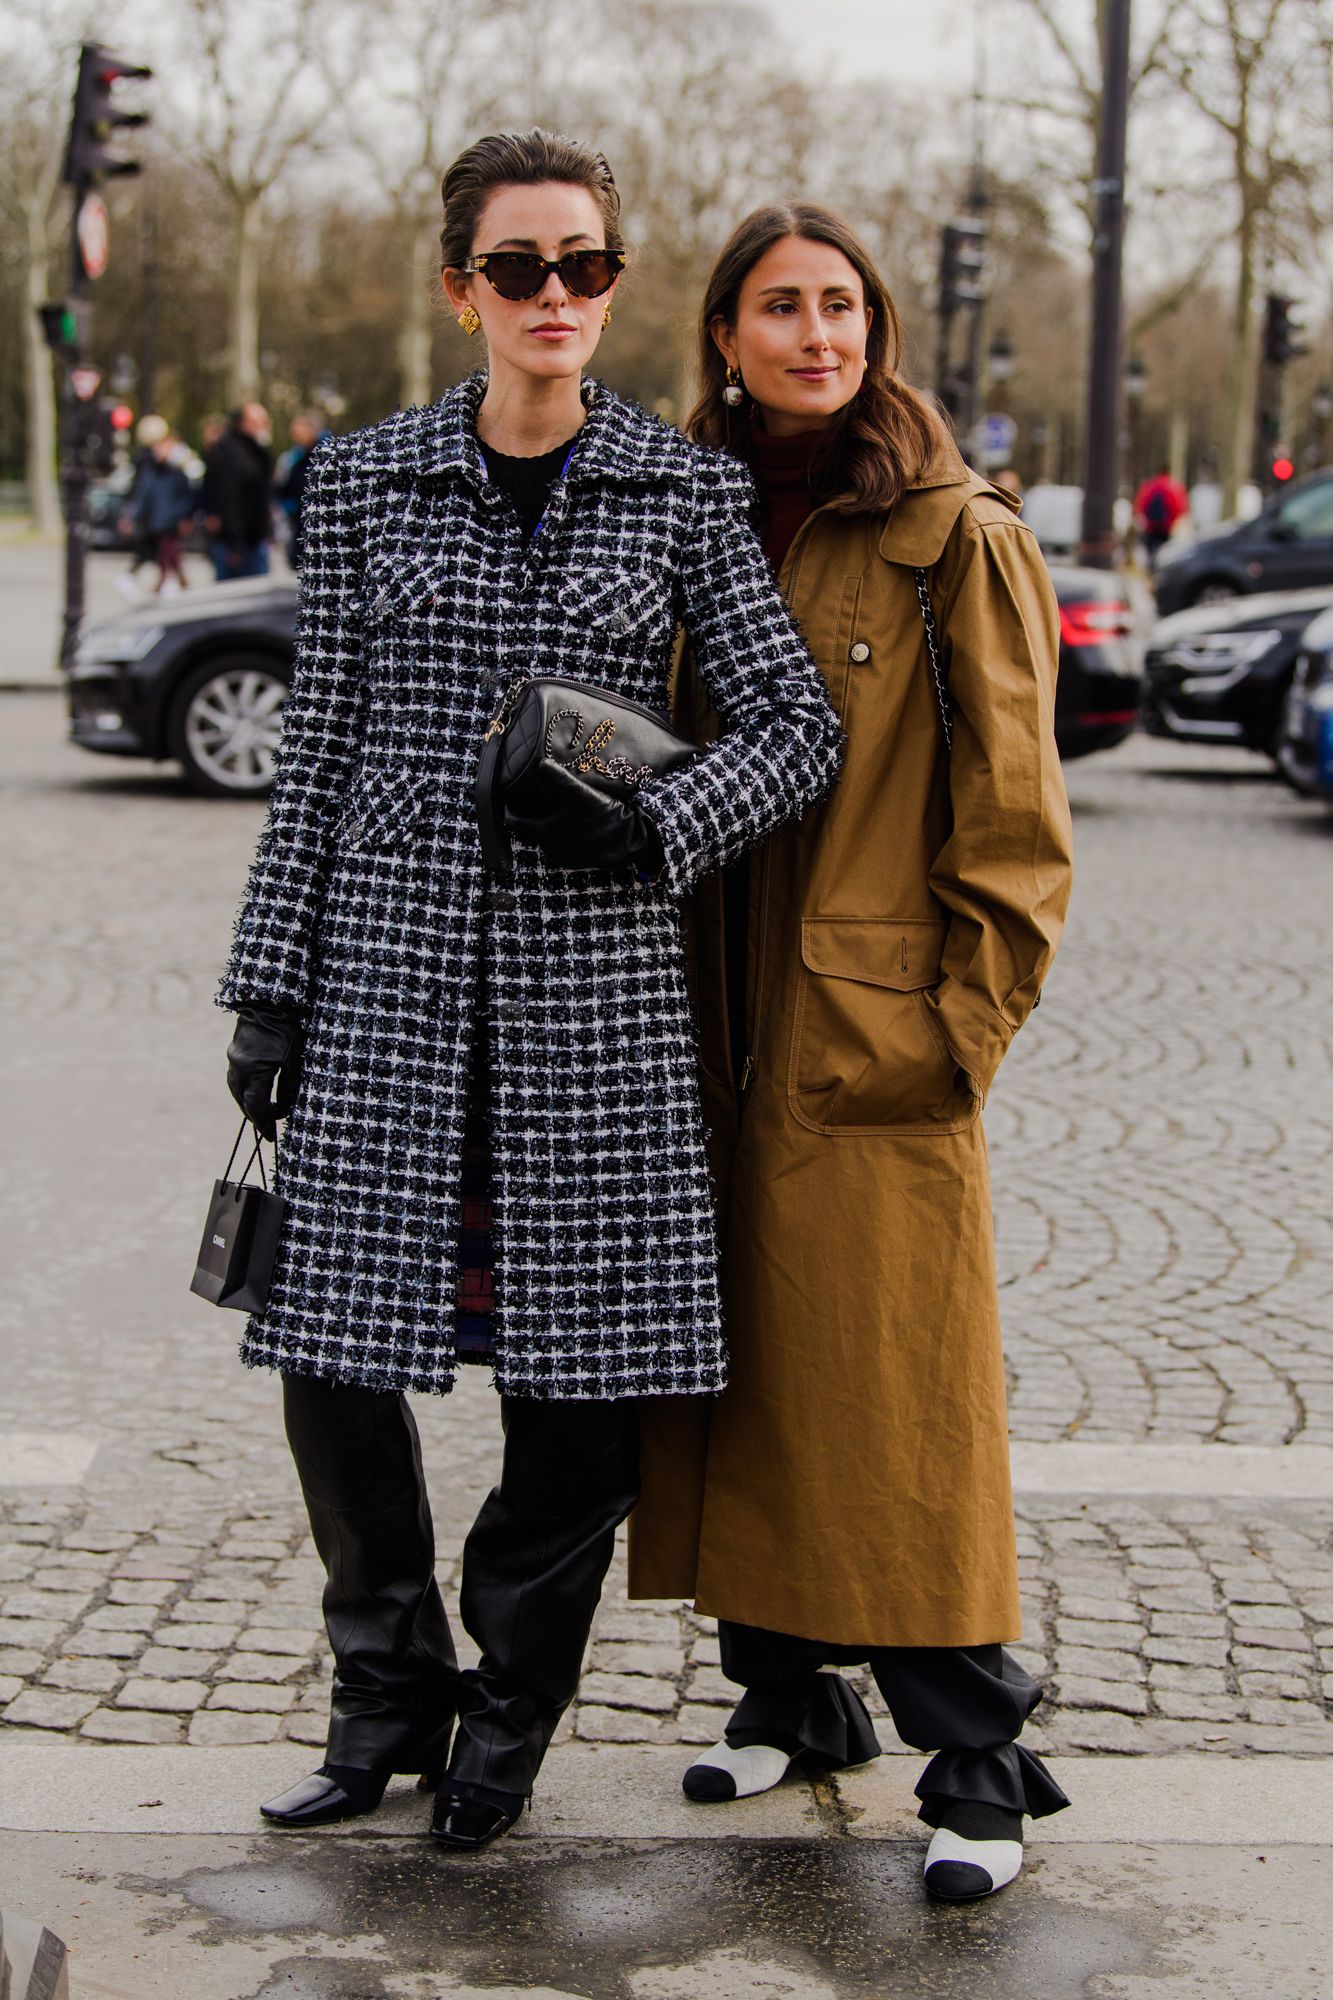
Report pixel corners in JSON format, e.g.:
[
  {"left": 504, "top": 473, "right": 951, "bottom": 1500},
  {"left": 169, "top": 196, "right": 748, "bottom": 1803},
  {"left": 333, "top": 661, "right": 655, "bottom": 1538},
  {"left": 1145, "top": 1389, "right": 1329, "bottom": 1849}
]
[{"left": 474, "top": 676, "right": 699, "bottom": 881}]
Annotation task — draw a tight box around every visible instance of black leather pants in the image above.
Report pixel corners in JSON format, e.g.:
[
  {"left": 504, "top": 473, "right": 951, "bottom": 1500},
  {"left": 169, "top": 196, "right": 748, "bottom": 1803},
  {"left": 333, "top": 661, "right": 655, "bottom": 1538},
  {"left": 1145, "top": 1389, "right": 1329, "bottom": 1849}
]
[
  {"left": 283, "top": 1375, "right": 458, "bottom": 1773},
  {"left": 447, "top": 1396, "right": 640, "bottom": 1798},
  {"left": 282, "top": 1375, "right": 639, "bottom": 1796},
  {"left": 718, "top": 1620, "right": 1070, "bottom": 1824}
]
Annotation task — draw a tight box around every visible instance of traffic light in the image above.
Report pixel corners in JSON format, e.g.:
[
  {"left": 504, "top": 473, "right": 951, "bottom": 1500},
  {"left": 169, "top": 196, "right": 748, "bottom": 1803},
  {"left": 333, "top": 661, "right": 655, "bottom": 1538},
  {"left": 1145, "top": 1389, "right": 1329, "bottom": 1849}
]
[
  {"left": 1271, "top": 455, "right": 1295, "bottom": 483},
  {"left": 939, "top": 219, "right": 988, "bottom": 317},
  {"left": 38, "top": 301, "right": 81, "bottom": 351},
  {"left": 1263, "top": 294, "right": 1306, "bottom": 368},
  {"left": 62, "top": 43, "right": 152, "bottom": 189}
]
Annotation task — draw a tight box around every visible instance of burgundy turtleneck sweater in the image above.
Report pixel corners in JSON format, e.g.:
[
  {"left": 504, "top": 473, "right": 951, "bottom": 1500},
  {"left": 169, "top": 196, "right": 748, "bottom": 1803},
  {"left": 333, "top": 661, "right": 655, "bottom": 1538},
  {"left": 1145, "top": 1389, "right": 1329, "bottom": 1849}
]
[{"left": 746, "top": 421, "right": 826, "bottom": 573}]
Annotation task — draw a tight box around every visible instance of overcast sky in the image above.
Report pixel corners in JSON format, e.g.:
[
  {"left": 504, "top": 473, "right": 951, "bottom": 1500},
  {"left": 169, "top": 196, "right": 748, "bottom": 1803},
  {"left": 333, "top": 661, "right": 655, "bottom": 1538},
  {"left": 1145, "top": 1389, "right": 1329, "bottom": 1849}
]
[{"left": 757, "top": 0, "right": 978, "bottom": 96}]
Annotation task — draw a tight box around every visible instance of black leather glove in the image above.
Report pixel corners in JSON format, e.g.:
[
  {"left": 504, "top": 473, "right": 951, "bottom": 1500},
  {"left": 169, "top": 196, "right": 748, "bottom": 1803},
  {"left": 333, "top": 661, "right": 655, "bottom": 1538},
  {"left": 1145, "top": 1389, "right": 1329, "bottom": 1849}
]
[
  {"left": 226, "top": 1003, "right": 305, "bottom": 1142},
  {"left": 506, "top": 791, "right": 666, "bottom": 878}
]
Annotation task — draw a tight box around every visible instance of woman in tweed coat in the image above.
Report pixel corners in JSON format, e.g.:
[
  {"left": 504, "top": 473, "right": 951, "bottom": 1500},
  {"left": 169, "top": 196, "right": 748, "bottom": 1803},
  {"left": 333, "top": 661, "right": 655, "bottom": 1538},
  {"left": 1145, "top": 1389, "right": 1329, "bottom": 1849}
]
[{"left": 218, "top": 130, "right": 841, "bottom": 1848}]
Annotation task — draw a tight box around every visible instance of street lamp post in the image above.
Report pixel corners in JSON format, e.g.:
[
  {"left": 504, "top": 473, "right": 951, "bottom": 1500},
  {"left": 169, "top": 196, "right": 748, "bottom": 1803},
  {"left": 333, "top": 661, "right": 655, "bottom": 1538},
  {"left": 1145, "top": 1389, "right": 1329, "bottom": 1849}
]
[{"left": 1079, "top": 0, "right": 1132, "bottom": 568}]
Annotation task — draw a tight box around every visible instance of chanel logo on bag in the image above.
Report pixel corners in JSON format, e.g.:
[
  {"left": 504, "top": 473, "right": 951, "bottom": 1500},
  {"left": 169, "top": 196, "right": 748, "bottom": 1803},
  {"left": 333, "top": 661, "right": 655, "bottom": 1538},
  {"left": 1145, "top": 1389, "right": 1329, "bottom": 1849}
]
[
  {"left": 212, "top": 1234, "right": 227, "bottom": 1249},
  {"left": 545, "top": 708, "right": 653, "bottom": 788}
]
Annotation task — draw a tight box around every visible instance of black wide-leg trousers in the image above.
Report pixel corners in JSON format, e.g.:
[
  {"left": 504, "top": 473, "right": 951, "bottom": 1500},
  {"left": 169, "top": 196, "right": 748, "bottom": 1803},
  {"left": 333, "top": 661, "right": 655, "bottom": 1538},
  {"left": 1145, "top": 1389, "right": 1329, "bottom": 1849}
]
[
  {"left": 282, "top": 1375, "right": 639, "bottom": 1798},
  {"left": 717, "top": 1620, "right": 1070, "bottom": 1823}
]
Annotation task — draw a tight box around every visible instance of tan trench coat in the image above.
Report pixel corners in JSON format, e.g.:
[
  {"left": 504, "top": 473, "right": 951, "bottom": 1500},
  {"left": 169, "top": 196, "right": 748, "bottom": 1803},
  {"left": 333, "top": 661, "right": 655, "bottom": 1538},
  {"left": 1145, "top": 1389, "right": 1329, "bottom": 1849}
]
[{"left": 628, "top": 441, "right": 1075, "bottom": 1647}]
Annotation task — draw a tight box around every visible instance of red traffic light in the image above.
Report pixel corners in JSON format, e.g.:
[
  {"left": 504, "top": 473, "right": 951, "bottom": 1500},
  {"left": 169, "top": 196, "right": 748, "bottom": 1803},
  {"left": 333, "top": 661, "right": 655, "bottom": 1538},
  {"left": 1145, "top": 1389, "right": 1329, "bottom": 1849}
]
[
  {"left": 109, "top": 403, "right": 134, "bottom": 430},
  {"left": 1272, "top": 456, "right": 1295, "bottom": 482},
  {"left": 63, "top": 42, "right": 152, "bottom": 189}
]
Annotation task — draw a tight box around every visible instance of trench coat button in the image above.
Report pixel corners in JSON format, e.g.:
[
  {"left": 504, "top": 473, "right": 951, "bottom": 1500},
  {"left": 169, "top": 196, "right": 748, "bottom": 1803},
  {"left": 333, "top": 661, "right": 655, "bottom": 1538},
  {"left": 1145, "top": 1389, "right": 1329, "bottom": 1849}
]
[{"left": 849, "top": 640, "right": 871, "bottom": 663}]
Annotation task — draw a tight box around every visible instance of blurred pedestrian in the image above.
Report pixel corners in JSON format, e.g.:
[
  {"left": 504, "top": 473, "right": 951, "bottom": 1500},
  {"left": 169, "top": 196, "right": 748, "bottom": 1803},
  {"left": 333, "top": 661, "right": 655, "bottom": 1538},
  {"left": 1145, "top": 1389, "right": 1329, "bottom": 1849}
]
[
  {"left": 632, "top": 203, "right": 1075, "bottom": 1905},
  {"left": 273, "top": 410, "right": 327, "bottom": 570},
  {"left": 130, "top": 426, "right": 194, "bottom": 595},
  {"left": 993, "top": 467, "right": 1023, "bottom": 501},
  {"left": 115, "top": 414, "right": 171, "bottom": 600},
  {"left": 202, "top": 403, "right": 273, "bottom": 580},
  {"left": 1133, "top": 464, "right": 1188, "bottom": 567},
  {"left": 216, "top": 130, "right": 839, "bottom": 1853}
]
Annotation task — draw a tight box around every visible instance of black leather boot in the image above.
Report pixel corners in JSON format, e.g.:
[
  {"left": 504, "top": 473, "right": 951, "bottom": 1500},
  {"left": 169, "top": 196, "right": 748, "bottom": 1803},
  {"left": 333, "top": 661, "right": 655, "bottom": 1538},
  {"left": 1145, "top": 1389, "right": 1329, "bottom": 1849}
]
[
  {"left": 265, "top": 1374, "right": 459, "bottom": 1827},
  {"left": 429, "top": 1777, "right": 526, "bottom": 1849}
]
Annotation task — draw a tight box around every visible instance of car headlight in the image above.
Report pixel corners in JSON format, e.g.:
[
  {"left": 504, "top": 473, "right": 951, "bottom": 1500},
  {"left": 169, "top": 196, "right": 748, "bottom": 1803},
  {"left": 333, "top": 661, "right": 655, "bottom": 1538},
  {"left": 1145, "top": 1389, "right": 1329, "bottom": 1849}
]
[{"left": 73, "top": 624, "right": 165, "bottom": 667}]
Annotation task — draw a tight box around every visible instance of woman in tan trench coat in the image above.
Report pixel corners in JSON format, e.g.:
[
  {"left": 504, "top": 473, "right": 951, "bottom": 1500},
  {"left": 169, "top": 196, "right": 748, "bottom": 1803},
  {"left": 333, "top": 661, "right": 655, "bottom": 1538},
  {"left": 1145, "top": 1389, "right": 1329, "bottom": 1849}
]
[{"left": 628, "top": 205, "right": 1076, "bottom": 1902}]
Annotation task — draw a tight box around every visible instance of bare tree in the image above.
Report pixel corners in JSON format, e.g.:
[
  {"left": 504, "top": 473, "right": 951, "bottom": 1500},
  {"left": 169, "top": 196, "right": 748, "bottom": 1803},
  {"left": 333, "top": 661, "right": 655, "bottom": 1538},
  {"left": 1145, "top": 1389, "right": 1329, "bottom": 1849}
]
[
  {"left": 169, "top": 0, "right": 341, "bottom": 404},
  {"left": 341, "top": 0, "right": 510, "bottom": 411},
  {"left": 1160, "top": 0, "right": 1332, "bottom": 505},
  {"left": 599, "top": 0, "right": 831, "bottom": 409}
]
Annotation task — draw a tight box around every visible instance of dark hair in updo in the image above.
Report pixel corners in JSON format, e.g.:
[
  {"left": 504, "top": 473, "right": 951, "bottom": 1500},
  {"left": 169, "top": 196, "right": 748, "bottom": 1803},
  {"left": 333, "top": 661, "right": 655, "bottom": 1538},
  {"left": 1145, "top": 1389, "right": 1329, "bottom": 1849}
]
[{"left": 439, "top": 128, "right": 624, "bottom": 269}]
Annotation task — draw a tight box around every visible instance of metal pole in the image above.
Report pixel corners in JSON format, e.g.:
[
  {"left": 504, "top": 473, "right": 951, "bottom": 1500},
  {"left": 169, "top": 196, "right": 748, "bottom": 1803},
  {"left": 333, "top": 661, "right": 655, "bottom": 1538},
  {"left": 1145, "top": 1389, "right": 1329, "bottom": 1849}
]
[
  {"left": 1079, "top": 0, "right": 1131, "bottom": 568},
  {"left": 58, "top": 207, "right": 91, "bottom": 677},
  {"left": 140, "top": 184, "right": 158, "bottom": 416}
]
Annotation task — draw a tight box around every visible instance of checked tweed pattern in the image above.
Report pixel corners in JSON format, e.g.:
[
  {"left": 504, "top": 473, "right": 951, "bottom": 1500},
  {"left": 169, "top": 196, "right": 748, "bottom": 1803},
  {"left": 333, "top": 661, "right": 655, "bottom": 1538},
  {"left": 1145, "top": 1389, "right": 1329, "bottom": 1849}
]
[{"left": 218, "top": 372, "right": 842, "bottom": 1400}]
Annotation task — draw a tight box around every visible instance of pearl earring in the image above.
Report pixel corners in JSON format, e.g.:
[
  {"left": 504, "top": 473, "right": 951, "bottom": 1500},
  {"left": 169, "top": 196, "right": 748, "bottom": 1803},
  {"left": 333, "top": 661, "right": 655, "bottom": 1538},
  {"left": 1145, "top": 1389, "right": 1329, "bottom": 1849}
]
[
  {"left": 723, "top": 366, "right": 744, "bottom": 408},
  {"left": 458, "top": 305, "right": 481, "bottom": 337}
]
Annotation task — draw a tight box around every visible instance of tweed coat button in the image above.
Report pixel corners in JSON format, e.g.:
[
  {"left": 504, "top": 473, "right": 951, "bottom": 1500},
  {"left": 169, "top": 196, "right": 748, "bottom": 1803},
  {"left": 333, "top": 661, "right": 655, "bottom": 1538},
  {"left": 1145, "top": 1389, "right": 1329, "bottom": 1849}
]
[
  {"left": 345, "top": 817, "right": 365, "bottom": 844},
  {"left": 849, "top": 640, "right": 871, "bottom": 663}
]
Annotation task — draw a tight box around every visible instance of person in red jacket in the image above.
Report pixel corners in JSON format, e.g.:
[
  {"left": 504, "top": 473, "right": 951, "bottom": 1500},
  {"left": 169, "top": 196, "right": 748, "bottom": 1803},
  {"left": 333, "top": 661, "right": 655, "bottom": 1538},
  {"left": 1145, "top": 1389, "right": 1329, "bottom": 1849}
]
[{"left": 1133, "top": 467, "right": 1189, "bottom": 566}]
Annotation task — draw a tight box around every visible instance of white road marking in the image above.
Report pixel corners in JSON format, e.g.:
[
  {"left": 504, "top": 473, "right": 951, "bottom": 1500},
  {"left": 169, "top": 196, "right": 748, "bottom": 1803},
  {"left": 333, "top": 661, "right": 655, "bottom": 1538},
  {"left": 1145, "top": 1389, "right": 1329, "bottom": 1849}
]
[{"left": 0, "top": 1434, "right": 100, "bottom": 1487}]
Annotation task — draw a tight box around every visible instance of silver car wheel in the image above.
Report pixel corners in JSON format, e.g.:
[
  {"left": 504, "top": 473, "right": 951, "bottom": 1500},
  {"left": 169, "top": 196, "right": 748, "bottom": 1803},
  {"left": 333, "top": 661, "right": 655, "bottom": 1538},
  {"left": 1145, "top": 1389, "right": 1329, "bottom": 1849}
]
[{"left": 182, "top": 667, "right": 286, "bottom": 792}]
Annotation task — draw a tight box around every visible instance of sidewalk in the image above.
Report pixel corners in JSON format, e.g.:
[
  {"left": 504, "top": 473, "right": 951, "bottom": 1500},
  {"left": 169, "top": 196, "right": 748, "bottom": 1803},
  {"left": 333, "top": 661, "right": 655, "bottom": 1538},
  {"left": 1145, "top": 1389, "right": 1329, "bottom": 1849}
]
[
  {"left": 1, "top": 1740, "right": 1329, "bottom": 1998},
  {"left": 4, "top": 672, "right": 1332, "bottom": 1994},
  {"left": 0, "top": 542, "right": 244, "bottom": 690}
]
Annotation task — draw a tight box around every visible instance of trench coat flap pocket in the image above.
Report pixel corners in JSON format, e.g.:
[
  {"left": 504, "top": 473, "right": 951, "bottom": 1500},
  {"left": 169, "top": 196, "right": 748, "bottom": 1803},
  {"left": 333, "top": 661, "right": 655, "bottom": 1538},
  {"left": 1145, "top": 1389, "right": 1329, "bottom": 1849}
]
[
  {"left": 800, "top": 917, "right": 946, "bottom": 992},
  {"left": 363, "top": 555, "right": 446, "bottom": 626}
]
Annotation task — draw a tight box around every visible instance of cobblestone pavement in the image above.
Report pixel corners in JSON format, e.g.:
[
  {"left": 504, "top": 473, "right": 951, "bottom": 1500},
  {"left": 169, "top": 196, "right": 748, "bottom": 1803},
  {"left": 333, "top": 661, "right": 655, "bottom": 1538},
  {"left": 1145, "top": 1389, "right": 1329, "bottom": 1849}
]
[{"left": 2, "top": 696, "right": 1331, "bottom": 1759}]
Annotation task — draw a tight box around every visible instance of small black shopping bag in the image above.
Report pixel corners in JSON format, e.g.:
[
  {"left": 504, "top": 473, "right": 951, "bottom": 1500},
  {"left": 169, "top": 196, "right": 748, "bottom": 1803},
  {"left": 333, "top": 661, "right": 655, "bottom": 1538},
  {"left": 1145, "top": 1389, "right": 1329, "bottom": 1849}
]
[{"left": 190, "top": 1121, "right": 286, "bottom": 1313}]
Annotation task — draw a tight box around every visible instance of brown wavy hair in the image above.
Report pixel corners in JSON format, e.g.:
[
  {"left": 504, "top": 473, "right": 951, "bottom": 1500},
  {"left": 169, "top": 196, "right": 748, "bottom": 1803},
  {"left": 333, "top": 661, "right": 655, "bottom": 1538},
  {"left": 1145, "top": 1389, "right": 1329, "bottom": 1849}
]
[{"left": 688, "top": 203, "right": 949, "bottom": 514}]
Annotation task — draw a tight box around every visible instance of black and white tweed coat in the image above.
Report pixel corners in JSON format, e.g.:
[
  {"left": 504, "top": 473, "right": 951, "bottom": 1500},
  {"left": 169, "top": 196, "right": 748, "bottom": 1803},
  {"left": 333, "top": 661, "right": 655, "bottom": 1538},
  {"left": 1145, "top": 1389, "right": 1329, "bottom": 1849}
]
[{"left": 218, "top": 371, "right": 841, "bottom": 1400}]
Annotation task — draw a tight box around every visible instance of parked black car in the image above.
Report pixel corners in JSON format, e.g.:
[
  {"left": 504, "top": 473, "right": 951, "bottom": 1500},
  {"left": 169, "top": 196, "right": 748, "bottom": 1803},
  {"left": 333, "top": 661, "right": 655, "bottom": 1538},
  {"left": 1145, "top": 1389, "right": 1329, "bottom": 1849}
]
[
  {"left": 1047, "top": 561, "right": 1141, "bottom": 759},
  {"left": 1276, "top": 602, "right": 1333, "bottom": 797},
  {"left": 66, "top": 559, "right": 1141, "bottom": 798},
  {"left": 1141, "top": 585, "right": 1333, "bottom": 759},
  {"left": 67, "top": 578, "right": 295, "bottom": 796},
  {"left": 1153, "top": 468, "right": 1333, "bottom": 616}
]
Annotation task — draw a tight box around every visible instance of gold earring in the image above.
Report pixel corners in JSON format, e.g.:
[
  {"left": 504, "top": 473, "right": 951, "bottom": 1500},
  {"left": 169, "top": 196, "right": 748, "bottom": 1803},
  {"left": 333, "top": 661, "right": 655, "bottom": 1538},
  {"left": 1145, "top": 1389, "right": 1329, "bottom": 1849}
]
[
  {"left": 458, "top": 304, "right": 481, "bottom": 337},
  {"left": 602, "top": 302, "right": 613, "bottom": 329},
  {"left": 723, "top": 365, "right": 744, "bottom": 408}
]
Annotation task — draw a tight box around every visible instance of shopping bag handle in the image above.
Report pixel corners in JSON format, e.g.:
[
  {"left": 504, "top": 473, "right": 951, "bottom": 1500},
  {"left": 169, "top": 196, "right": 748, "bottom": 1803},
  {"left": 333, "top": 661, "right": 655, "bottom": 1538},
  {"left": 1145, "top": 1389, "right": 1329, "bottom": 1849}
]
[{"left": 224, "top": 1118, "right": 277, "bottom": 1190}]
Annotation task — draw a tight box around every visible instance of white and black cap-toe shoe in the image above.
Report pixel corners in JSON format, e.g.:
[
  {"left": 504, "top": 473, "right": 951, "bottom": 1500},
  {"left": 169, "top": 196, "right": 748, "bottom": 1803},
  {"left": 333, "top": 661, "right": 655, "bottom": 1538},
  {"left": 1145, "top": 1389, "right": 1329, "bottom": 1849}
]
[
  {"left": 682, "top": 1740, "right": 797, "bottom": 1802},
  {"left": 923, "top": 1826, "right": 1024, "bottom": 1901}
]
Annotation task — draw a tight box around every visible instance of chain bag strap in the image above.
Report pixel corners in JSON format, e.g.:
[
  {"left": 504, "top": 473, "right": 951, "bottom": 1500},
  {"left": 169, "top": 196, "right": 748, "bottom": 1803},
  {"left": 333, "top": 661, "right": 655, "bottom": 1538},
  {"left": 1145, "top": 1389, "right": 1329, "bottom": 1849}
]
[{"left": 913, "top": 567, "right": 952, "bottom": 751}]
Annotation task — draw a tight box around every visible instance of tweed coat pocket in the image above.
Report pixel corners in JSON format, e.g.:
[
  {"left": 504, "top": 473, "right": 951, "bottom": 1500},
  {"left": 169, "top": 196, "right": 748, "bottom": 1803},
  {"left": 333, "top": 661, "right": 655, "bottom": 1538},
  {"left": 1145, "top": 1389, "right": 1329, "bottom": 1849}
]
[
  {"left": 364, "top": 554, "right": 449, "bottom": 628},
  {"left": 557, "top": 564, "right": 669, "bottom": 643},
  {"left": 335, "top": 766, "right": 434, "bottom": 856}
]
